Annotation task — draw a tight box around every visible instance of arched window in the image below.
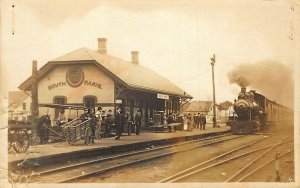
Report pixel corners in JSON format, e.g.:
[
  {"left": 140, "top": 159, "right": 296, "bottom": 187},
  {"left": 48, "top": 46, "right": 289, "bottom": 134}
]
[{"left": 83, "top": 95, "right": 97, "bottom": 109}]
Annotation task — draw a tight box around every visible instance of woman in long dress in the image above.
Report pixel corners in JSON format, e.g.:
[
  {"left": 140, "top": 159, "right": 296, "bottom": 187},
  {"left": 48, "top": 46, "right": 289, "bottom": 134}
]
[{"left": 187, "top": 113, "right": 193, "bottom": 132}]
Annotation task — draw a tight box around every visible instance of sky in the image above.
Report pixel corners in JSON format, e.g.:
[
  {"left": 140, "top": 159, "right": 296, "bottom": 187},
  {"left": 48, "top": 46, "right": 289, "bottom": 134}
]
[{"left": 1, "top": 0, "right": 299, "bottom": 107}]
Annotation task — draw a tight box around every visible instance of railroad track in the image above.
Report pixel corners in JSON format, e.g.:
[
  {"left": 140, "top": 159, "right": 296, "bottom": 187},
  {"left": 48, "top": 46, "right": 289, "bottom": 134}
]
[
  {"left": 14, "top": 133, "right": 250, "bottom": 183},
  {"left": 158, "top": 137, "right": 293, "bottom": 183}
]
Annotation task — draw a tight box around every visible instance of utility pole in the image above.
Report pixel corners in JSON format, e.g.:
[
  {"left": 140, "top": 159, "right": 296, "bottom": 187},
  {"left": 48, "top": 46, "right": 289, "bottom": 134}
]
[
  {"left": 31, "top": 60, "right": 39, "bottom": 144},
  {"left": 210, "top": 54, "right": 217, "bottom": 128}
]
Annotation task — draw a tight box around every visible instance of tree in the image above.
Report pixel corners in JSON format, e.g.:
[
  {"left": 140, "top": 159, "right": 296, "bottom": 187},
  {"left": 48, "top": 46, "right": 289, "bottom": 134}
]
[{"left": 219, "top": 101, "right": 233, "bottom": 110}]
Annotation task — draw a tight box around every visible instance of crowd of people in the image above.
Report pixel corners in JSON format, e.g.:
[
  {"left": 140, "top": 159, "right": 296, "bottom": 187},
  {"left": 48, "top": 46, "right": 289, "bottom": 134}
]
[
  {"left": 78, "top": 107, "right": 143, "bottom": 141},
  {"left": 37, "top": 107, "right": 210, "bottom": 144},
  {"left": 165, "top": 112, "right": 207, "bottom": 132}
]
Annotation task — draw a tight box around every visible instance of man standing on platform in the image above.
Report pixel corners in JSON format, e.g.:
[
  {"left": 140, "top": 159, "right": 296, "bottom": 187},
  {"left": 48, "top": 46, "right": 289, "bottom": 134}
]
[
  {"left": 125, "top": 111, "right": 133, "bottom": 136},
  {"left": 167, "top": 113, "right": 174, "bottom": 132},
  {"left": 194, "top": 113, "right": 200, "bottom": 129},
  {"left": 95, "top": 107, "right": 102, "bottom": 139},
  {"left": 89, "top": 108, "right": 96, "bottom": 143},
  {"left": 200, "top": 114, "right": 207, "bottom": 130},
  {"left": 80, "top": 108, "right": 89, "bottom": 121},
  {"left": 57, "top": 109, "right": 67, "bottom": 126},
  {"left": 115, "top": 107, "right": 122, "bottom": 140},
  {"left": 135, "top": 110, "right": 142, "bottom": 135},
  {"left": 193, "top": 114, "right": 197, "bottom": 129}
]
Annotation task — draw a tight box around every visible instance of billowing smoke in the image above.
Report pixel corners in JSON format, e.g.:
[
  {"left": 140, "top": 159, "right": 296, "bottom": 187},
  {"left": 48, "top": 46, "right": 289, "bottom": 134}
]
[{"left": 228, "top": 61, "right": 294, "bottom": 108}]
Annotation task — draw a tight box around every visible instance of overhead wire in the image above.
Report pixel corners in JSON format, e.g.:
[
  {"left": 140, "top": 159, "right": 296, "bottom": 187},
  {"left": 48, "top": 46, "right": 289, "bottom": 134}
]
[{"left": 176, "top": 70, "right": 210, "bottom": 84}]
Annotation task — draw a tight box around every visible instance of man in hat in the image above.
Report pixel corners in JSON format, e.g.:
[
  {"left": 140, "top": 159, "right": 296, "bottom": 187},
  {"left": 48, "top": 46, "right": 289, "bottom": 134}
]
[
  {"left": 114, "top": 107, "right": 122, "bottom": 140},
  {"left": 200, "top": 114, "right": 207, "bottom": 130},
  {"left": 89, "top": 108, "right": 96, "bottom": 143},
  {"left": 167, "top": 112, "right": 174, "bottom": 132},
  {"left": 95, "top": 107, "right": 102, "bottom": 139},
  {"left": 80, "top": 108, "right": 89, "bottom": 120},
  {"left": 134, "top": 110, "right": 143, "bottom": 135},
  {"left": 57, "top": 109, "right": 67, "bottom": 126}
]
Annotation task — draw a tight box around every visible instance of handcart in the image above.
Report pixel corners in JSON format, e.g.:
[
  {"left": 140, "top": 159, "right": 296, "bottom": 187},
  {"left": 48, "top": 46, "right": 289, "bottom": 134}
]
[
  {"left": 60, "top": 118, "right": 93, "bottom": 145},
  {"left": 38, "top": 104, "right": 94, "bottom": 145}
]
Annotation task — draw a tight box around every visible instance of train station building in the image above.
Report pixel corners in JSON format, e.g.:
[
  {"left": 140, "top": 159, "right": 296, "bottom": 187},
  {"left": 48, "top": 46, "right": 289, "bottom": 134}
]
[{"left": 19, "top": 38, "right": 192, "bottom": 125}]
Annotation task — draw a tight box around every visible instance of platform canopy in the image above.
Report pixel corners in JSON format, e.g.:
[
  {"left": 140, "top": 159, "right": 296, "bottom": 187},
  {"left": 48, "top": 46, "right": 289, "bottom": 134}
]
[{"left": 39, "top": 103, "right": 85, "bottom": 110}]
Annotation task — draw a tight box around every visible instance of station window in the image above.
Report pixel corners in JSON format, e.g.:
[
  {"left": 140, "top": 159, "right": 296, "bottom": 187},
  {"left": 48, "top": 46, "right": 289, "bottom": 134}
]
[
  {"left": 83, "top": 95, "right": 97, "bottom": 109},
  {"left": 53, "top": 96, "right": 67, "bottom": 118},
  {"left": 22, "top": 103, "right": 26, "bottom": 110}
]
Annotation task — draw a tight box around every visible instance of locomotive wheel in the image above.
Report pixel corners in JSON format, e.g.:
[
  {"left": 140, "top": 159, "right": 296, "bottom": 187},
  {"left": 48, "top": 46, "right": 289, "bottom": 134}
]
[
  {"left": 13, "top": 130, "right": 30, "bottom": 153},
  {"left": 84, "top": 127, "right": 93, "bottom": 145}
]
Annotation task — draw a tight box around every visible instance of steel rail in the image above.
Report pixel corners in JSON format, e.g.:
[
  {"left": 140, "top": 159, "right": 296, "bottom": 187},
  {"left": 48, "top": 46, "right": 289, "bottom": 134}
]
[
  {"left": 236, "top": 148, "right": 294, "bottom": 182},
  {"left": 157, "top": 136, "right": 269, "bottom": 183},
  {"left": 30, "top": 133, "right": 236, "bottom": 177},
  {"left": 54, "top": 135, "right": 244, "bottom": 183},
  {"left": 165, "top": 139, "right": 292, "bottom": 183},
  {"left": 225, "top": 138, "right": 292, "bottom": 182}
]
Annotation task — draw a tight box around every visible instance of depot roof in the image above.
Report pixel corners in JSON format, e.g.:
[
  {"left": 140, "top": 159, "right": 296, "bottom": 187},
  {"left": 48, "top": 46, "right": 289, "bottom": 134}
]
[{"left": 19, "top": 48, "right": 192, "bottom": 98}]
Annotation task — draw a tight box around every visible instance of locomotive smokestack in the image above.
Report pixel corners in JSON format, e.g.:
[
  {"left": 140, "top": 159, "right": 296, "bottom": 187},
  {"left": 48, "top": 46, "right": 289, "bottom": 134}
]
[{"left": 241, "top": 87, "right": 246, "bottom": 93}]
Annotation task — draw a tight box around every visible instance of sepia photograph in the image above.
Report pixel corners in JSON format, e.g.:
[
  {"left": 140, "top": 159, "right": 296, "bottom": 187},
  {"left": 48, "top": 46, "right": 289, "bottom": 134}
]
[{"left": 0, "top": 0, "right": 299, "bottom": 187}]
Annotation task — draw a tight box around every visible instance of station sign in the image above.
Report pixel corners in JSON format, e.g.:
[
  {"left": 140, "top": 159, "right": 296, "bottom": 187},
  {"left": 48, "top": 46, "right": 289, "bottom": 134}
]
[
  {"left": 115, "top": 99, "right": 123, "bottom": 104},
  {"left": 157, "top": 93, "right": 169, "bottom": 100}
]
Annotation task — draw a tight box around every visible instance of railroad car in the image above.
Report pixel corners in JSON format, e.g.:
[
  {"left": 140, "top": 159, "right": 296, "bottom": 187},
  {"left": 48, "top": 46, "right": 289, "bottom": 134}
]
[{"left": 228, "top": 87, "right": 293, "bottom": 134}]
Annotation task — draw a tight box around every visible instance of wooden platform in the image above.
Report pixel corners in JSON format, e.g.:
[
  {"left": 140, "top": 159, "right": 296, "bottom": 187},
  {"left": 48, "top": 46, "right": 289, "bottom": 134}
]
[{"left": 151, "top": 123, "right": 182, "bottom": 132}]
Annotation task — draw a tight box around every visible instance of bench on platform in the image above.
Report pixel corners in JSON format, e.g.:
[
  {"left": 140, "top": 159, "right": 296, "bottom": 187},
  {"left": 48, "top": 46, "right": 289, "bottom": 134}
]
[{"left": 152, "top": 123, "right": 181, "bottom": 132}]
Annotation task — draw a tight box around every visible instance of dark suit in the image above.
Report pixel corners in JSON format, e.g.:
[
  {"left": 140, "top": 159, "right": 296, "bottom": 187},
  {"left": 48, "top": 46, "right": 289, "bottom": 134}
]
[
  {"left": 115, "top": 112, "right": 122, "bottom": 139},
  {"left": 134, "top": 112, "right": 142, "bottom": 135},
  {"left": 200, "top": 115, "right": 206, "bottom": 130},
  {"left": 89, "top": 113, "right": 96, "bottom": 143}
]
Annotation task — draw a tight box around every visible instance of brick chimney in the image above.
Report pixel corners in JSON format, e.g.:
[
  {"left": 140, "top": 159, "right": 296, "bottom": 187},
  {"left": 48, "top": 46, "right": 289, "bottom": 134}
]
[
  {"left": 131, "top": 51, "right": 139, "bottom": 65},
  {"left": 97, "top": 38, "right": 107, "bottom": 55}
]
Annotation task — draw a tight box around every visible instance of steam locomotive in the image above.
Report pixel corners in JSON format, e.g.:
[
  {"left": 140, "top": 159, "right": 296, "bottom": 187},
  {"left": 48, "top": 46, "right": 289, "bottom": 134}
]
[{"left": 228, "top": 87, "right": 293, "bottom": 134}]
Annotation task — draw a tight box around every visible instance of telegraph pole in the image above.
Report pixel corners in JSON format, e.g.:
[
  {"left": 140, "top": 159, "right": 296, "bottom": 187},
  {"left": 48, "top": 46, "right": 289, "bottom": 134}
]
[
  {"left": 31, "top": 60, "right": 39, "bottom": 144},
  {"left": 210, "top": 54, "right": 217, "bottom": 128}
]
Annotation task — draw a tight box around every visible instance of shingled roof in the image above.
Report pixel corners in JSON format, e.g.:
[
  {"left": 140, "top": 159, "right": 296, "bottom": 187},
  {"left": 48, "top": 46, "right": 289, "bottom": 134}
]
[
  {"left": 19, "top": 48, "right": 192, "bottom": 98},
  {"left": 182, "top": 101, "right": 213, "bottom": 113},
  {"left": 9, "top": 91, "right": 29, "bottom": 110}
]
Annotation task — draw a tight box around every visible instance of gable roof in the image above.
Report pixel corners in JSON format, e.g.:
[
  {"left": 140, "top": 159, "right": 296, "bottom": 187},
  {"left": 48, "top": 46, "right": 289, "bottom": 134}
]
[
  {"left": 9, "top": 91, "right": 29, "bottom": 109},
  {"left": 19, "top": 48, "right": 192, "bottom": 98},
  {"left": 184, "top": 101, "right": 212, "bottom": 112}
]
